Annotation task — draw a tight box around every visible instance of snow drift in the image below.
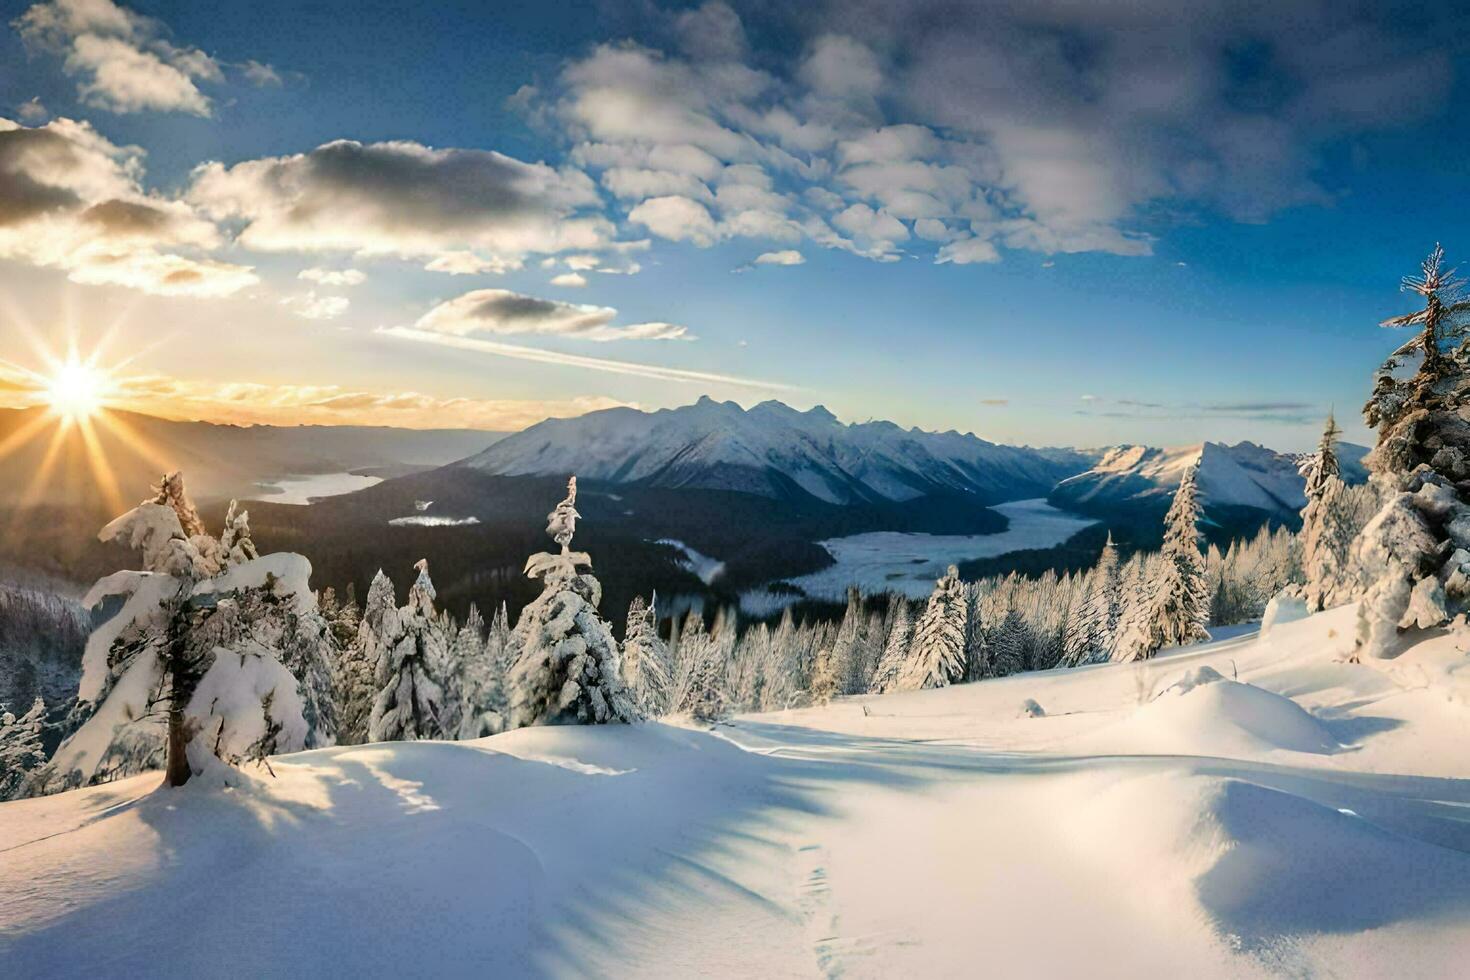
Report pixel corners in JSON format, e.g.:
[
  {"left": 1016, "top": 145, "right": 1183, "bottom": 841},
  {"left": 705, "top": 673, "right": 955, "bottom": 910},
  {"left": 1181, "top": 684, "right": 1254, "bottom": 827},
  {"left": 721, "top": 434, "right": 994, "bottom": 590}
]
[{"left": 4, "top": 603, "right": 1470, "bottom": 978}]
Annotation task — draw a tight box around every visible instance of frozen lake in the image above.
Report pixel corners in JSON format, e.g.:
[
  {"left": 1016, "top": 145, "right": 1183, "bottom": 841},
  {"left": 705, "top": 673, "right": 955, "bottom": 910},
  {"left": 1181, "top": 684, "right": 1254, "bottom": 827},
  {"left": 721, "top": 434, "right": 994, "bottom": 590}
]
[
  {"left": 249, "top": 472, "right": 382, "bottom": 506},
  {"left": 743, "top": 498, "right": 1096, "bottom": 612}
]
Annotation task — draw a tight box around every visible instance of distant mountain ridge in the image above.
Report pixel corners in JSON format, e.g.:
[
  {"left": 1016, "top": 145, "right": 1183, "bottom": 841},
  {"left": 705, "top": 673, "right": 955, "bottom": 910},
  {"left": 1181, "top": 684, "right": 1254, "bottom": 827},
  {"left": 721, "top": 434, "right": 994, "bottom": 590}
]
[
  {"left": 462, "top": 396, "right": 1095, "bottom": 506},
  {"left": 1050, "top": 440, "right": 1371, "bottom": 522}
]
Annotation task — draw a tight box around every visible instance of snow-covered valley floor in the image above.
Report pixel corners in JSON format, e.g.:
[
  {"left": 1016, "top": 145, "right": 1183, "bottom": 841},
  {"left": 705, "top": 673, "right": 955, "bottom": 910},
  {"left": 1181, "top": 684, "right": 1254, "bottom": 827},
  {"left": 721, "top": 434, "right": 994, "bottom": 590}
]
[{"left": 5, "top": 605, "right": 1470, "bottom": 978}]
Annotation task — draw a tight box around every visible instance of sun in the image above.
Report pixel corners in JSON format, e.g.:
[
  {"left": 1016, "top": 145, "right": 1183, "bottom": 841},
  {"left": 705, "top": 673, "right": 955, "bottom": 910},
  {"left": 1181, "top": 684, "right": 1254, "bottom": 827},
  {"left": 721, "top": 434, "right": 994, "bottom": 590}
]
[{"left": 45, "top": 358, "right": 111, "bottom": 421}]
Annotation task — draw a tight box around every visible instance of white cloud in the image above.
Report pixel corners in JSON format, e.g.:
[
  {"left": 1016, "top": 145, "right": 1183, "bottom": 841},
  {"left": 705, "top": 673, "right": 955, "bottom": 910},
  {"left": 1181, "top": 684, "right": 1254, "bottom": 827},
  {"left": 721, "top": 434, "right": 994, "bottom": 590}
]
[
  {"left": 283, "top": 291, "right": 350, "bottom": 320},
  {"left": 14, "top": 0, "right": 224, "bottom": 116},
  {"left": 754, "top": 249, "right": 804, "bottom": 266},
  {"left": 423, "top": 251, "right": 522, "bottom": 276},
  {"left": 16, "top": 97, "right": 48, "bottom": 122},
  {"left": 0, "top": 115, "right": 256, "bottom": 296},
  {"left": 242, "top": 60, "right": 282, "bottom": 87},
  {"left": 189, "top": 139, "right": 616, "bottom": 270},
  {"left": 936, "top": 236, "right": 1000, "bottom": 265},
  {"left": 298, "top": 266, "right": 366, "bottom": 286},
  {"left": 67, "top": 248, "right": 258, "bottom": 296},
  {"left": 413, "top": 288, "right": 691, "bottom": 343},
  {"left": 550, "top": 272, "right": 587, "bottom": 287},
  {"left": 628, "top": 194, "right": 719, "bottom": 247}
]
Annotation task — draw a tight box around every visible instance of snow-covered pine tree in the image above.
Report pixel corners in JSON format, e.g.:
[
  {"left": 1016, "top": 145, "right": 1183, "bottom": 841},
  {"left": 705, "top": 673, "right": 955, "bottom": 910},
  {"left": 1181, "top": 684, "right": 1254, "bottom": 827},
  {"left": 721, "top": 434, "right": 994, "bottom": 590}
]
[
  {"left": 504, "top": 477, "right": 639, "bottom": 727},
  {"left": 370, "top": 560, "right": 448, "bottom": 741},
  {"left": 621, "top": 594, "right": 673, "bottom": 715},
  {"left": 1115, "top": 467, "right": 1212, "bottom": 662},
  {"left": 336, "top": 570, "right": 395, "bottom": 744},
  {"left": 46, "top": 474, "right": 324, "bottom": 788},
  {"left": 727, "top": 620, "right": 769, "bottom": 711},
  {"left": 1299, "top": 414, "right": 1359, "bottom": 611},
  {"left": 869, "top": 596, "right": 912, "bottom": 693},
  {"left": 829, "top": 589, "right": 868, "bottom": 694},
  {"left": 989, "top": 608, "right": 1029, "bottom": 678},
  {"left": 442, "top": 604, "right": 485, "bottom": 737},
  {"left": 670, "top": 608, "right": 726, "bottom": 721},
  {"left": 1355, "top": 245, "right": 1470, "bottom": 658},
  {"left": 1061, "top": 532, "right": 1122, "bottom": 666},
  {"left": 809, "top": 644, "right": 838, "bottom": 705},
  {"left": 963, "top": 583, "right": 990, "bottom": 680},
  {"left": 460, "top": 602, "right": 511, "bottom": 738},
  {"left": 759, "top": 607, "right": 802, "bottom": 710},
  {"left": 898, "top": 566, "right": 969, "bottom": 690},
  {"left": 0, "top": 696, "right": 47, "bottom": 800}
]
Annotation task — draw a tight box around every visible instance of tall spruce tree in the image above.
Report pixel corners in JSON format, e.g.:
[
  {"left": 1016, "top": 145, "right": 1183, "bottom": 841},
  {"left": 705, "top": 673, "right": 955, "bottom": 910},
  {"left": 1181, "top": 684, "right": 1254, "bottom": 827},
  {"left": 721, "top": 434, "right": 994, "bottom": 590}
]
[
  {"left": 1300, "top": 414, "right": 1359, "bottom": 611},
  {"left": 869, "top": 597, "right": 912, "bottom": 694},
  {"left": 621, "top": 594, "right": 673, "bottom": 716},
  {"left": 369, "top": 560, "right": 448, "bottom": 741},
  {"left": 1115, "top": 469, "right": 1211, "bottom": 662},
  {"left": 898, "top": 566, "right": 969, "bottom": 690},
  {"left": 339, "top": 570, "right": 395, "bottom": 744},
  {"left": 505, "top": 478, "right": 639, "bottom": 727},
  {"left": 670, "top": 609, "right": 725, "bottom": 721},
  {"left": 1355, "top": 245, "right": 1470, "bottom": 658}
]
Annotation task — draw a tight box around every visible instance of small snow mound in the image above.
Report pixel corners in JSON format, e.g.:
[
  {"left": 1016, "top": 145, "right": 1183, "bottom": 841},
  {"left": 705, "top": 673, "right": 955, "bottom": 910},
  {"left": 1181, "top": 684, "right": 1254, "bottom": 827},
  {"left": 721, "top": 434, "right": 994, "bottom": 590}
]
[
  {"left": 1088, "top": 677, "right": 1338, "bottom": 758},
  {"left": 1018, "top": 698, "right": 1046, "bottom": 718},
  {"left": 1261, "top": 591, "right": 1309, "bottom": 636},
  {"left": 1163, "top": 665, "right": 1227, "bottom": 696}
]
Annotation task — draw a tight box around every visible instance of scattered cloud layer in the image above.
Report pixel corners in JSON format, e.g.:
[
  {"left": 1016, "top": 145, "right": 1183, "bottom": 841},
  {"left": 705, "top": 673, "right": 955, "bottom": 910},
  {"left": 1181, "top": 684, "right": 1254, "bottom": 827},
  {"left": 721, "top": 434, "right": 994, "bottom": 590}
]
[
  {"left": 1076, "top": 395, "right": 1321, "bottom": 425},
  {"left": 412, "top": 288, "right": 690, "bottom": 342},
  {"left": 510, "top": 0, "right": 1452, "bottom": 265},
  {"left": 0, "top": 115, "right": 257, "bottom": 296}
]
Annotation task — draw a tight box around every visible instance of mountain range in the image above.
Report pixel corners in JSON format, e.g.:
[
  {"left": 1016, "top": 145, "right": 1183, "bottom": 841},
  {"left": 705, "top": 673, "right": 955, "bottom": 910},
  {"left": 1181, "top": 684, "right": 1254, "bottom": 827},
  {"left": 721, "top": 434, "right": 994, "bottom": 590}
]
[
  {"left": 463, "top": 396, "right": 1092, "bottom": 506},
  {"left": 1051, "top": 440, "right": 1370, "bottom": 527}
]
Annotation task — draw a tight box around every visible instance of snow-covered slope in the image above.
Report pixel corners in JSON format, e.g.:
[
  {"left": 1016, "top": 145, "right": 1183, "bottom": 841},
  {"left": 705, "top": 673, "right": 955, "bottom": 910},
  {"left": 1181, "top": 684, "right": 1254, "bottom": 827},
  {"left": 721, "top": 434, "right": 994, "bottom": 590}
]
[
  {"left": 462, "top": 397, "right": 1092, "bottom": 505},
  {"left": 1051, "top": 440, "right": 1369, "bottom": 519},
  {"left": 5, "top": 605, "right": 1470, "bottom": 977}
]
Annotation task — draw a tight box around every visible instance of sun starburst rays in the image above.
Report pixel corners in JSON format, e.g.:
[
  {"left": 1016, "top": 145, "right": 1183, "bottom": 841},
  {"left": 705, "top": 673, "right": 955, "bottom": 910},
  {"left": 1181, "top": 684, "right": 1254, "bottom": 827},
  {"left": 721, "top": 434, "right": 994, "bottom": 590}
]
[{"left": 0, "top": 338, "right": 166, "bottom": 520}]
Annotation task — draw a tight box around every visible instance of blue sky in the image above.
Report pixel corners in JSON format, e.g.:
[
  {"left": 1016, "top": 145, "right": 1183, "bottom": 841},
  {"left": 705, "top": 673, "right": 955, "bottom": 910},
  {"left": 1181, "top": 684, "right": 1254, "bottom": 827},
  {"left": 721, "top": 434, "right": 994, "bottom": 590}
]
[{"left": 1, "top": 0, "right": 1467, "bottom": 449}]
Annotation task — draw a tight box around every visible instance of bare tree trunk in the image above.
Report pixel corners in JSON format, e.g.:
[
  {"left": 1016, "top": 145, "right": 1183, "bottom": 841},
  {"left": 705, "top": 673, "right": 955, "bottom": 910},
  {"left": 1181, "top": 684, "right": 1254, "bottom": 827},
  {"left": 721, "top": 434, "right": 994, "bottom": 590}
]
[
  {"left": 164, "top": 598, "right": 192, "bottom": 788},
  {"left": 165, "top": 695, "right": 190, "bottom": 787}
]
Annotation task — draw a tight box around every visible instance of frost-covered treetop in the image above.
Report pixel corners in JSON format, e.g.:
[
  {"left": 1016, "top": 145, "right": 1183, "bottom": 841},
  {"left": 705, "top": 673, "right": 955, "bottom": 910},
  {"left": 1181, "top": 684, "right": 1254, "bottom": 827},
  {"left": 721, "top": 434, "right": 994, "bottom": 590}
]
[
  {"left": 548, "top": 476, "right": 580, "bottom": 552},
  {"left": 1377, "top": 243, "right": 1470, "bottom": 377},
  {"left": 525, "top": 476, "right": 592, "bottom": 585},
  {"left": 409, "top": 559, "right": 437, "bottom": 612}
]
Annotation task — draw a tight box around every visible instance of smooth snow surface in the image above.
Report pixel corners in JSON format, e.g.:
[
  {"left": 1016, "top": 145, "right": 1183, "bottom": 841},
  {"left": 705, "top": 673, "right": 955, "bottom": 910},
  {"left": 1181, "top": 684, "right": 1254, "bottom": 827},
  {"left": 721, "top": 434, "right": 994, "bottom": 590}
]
[
  {"left": 776, "top": 498, "right": 1096, "bottom": 603},
  {"left": 6, "top": 605, "right": 1470, "bottom": 978},
  {"left": 250, "top": 472, "right": 383, "bottom": 505}
]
